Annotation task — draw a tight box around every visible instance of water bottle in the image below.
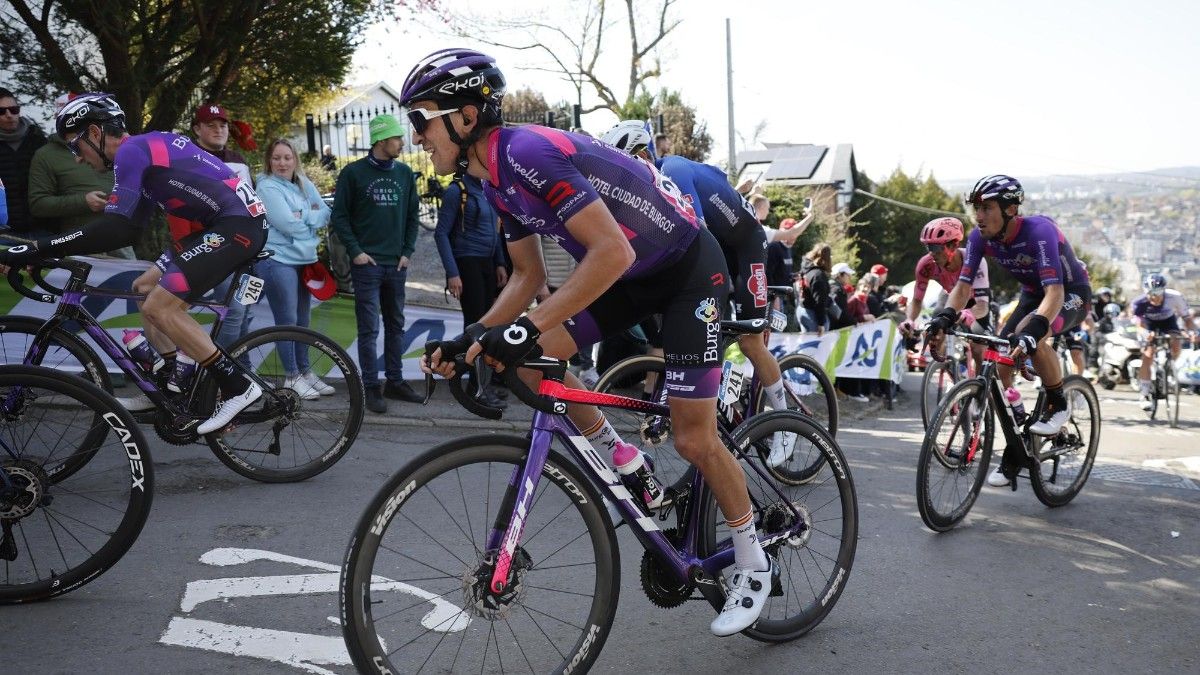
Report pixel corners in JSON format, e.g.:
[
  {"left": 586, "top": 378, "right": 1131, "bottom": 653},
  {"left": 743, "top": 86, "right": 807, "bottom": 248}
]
[
  {"left": 122, "top": 330, "right": 165, "bottom": 375},
  {"left": 167, "top": 353, "right": 198, "bottom": 393},
  {"left": 1004, "top": 387, "right": 1028, "bottom": 425},
  {"left": 612, "top": 441, "right": 664, "bottom": 510}
]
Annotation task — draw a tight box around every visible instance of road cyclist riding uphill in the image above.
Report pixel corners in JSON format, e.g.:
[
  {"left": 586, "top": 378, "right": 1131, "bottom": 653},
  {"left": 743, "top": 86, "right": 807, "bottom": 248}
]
[
  {"left": 0, "top": 93, "right": 267, "bottom": 434},
  {"left": 1130, "top": 273, "right": 1194, "bottom": 415},
  {"left": 336, "top": 45, "right": 846, "bottom": 661},
  {"left": 925, "top": 174, "right": 1094, "bottom": 489}
]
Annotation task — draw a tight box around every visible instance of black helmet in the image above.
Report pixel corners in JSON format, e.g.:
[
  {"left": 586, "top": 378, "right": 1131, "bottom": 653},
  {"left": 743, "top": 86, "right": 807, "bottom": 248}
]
[{"left": 56, "top": 93, "right": 125, "bottom": 138}]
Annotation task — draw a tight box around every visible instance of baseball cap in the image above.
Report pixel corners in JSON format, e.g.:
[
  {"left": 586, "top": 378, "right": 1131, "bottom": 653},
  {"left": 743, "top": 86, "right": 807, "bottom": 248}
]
[
  {"left": 194, "top": 103, "right": 229, "bottom": 124},
  {"left": 369, "top": 114, "right": 405, "bottom": 144},
  {"left": 302, "top": 262, "right": 338, "bottom": 301},
  {"left": 871, "top": 264, "right": 888, "bottom": 275},
  {"left": 832, "top": 263, "right": 854, "bottom": 276},
  {"left": 780, "top": 218, "right": 798, "bottom": 230}
]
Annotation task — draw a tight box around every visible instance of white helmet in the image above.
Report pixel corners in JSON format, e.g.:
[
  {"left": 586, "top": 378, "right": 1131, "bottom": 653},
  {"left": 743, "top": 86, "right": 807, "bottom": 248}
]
[{"left": 600, "top": 120, "right": 656, "bottom": 161}]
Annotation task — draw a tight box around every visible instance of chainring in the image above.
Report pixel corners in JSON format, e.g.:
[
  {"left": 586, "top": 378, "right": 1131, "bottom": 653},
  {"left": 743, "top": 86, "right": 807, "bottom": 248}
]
[
  {"left": 639, "top": 528, "right": 694, "bottom": 608},
  {"left": 153, "top": 407, "right": 201, "bottom": 446}
]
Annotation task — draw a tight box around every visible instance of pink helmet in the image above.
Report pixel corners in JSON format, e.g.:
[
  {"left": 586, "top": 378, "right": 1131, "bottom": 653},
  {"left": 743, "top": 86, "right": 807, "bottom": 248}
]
[{"left": 920, "top": 217, "right": 964, "bottom": 246}]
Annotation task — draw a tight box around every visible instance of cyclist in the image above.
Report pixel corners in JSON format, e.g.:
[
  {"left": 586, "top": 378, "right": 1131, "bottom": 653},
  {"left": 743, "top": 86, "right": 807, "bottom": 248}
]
[
  {"left": 600, "top": 119, "right": 796, "bottom": 466},
  {"left": 1130, "top": 273, "right": 1194, "bottom": 411},
  {"left": 898, "top": 216, "right": 991, "bottom": 372},
  {"left": 926, "top": 174, "right": 1091, "bottom": 488},
  {"left": 409, "top": 48, "right": 775, "bottom": 636},
  {"left": 0, "top": 93, "right": 267, "bottom": 434}
]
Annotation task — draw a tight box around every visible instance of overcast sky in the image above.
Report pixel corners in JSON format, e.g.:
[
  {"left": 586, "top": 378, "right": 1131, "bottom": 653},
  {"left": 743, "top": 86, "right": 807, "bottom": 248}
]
[{"left": 354, "top": 0, "right": 1197, "bottom": 183}]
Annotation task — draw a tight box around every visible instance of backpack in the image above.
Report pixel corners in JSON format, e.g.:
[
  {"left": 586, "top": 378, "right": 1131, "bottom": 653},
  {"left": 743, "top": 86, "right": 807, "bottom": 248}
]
[{"left": 446, "top": 177, "right": 469, "bottom": 245}]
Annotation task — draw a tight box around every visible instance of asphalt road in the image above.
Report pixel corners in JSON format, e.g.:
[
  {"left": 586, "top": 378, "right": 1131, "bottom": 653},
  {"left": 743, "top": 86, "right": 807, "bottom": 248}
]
[{"left": 3, "top": 373, "right": 1197, "bottom": 674}]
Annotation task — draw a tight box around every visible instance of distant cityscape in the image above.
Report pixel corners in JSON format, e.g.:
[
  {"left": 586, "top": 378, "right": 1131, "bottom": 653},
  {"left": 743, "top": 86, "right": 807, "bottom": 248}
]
[{"left": 943, "top": 168, "right": 1200, "bottom": 302}]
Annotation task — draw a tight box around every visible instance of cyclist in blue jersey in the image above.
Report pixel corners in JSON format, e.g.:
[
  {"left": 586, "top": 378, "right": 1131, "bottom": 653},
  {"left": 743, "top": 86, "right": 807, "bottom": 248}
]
[
  {"left": 0, "top": 93, "right": 268, "bottom": 433},
  {"left": 926, "top": 175, "right": 1091, "bottom": 487},
  {"left": 1130, "top": 273, "right": 1194, "bottom": 410},
  {"left": 600, "top": 120, "right": 796, "bottom": 467},
  {"left": 409, "top": 48, "right": 775, "bottom": 636}
]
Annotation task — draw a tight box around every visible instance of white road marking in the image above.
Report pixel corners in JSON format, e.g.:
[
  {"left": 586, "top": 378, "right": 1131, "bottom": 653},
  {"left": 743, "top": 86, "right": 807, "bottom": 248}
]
[{"left": 160, "top": 618, "right": 349, "bottom": 675}]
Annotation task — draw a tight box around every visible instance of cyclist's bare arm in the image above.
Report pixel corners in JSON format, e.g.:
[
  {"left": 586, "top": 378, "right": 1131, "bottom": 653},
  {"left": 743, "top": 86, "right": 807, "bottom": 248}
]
[
  {"left": 477, "top": 235, "right": 546, "bottom": 329},
  {"left": 944, "top": 280, "right": 973, "bottom": 314},
  {"left": 1032, "top": 284, "right": 1064, "bottom": 325}
]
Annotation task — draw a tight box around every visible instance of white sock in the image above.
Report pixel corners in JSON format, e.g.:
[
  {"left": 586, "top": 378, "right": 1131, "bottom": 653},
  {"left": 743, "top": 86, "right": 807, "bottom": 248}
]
[
  {"left": 583, "top": 415, "right": 623, "bottom": 454},
  {"left": 764, "top": 380, "right": 787, "bottom": 410},
  {"left": 729, "top": 510, "right": 769, "bottom": 571}
]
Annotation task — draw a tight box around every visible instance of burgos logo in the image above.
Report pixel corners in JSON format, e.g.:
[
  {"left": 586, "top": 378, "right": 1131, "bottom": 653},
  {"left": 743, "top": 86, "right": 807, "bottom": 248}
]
[
  {"left": 179, "top": 233, "right": 226, "bottom": 261},
  {"left": 694, "top": 297, "right": 719, "bottom": 323}
]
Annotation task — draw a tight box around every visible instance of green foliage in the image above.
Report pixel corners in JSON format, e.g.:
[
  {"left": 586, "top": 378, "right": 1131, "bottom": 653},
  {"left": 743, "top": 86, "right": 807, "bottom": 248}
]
[
  {"left": 1077, "top": 249, "right": 1121, "bottom": 293},
  {"left": 763, "top": 184, "right": 858, "bottom": 268},
  {"left": 504, "top": 87, "right": 572, "bottom": 127},
  {"left": 618, "top": 88, "right": 712, "bottom": 162},
  {"left": 302, "top": 156, "right": 337, "bottom": 195}
]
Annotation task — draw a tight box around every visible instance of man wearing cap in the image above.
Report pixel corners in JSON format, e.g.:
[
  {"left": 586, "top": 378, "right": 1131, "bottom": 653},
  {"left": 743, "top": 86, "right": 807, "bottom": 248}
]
[
  {"left": 330, "top": 114, "right": 423, "bottom": 413},
  {"left": 867, "top": 263, "right": 890, "bottom": 317},
  {"left": 829, "top": 262, "right": 855, "bottom": 329}
]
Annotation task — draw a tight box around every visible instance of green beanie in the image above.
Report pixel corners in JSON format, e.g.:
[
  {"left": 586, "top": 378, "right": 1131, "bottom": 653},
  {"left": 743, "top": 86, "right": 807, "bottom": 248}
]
[{"left": 369, "top": 114, "right": 405, "bottom": 145}]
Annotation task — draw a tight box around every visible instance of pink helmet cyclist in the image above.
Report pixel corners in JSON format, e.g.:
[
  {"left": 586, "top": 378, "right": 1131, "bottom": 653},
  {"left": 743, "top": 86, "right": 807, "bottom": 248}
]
[{"left": 919, "top": 217, "right": 964, "bottom": 246}]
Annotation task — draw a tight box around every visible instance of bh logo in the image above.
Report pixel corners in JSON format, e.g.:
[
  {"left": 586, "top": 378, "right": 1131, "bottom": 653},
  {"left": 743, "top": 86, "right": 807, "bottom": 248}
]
[{"left": 694, "top": 297, "right": 719, "bottom": 323}]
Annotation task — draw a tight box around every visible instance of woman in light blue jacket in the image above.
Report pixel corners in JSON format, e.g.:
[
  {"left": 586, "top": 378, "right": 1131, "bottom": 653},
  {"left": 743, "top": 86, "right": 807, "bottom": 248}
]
[{"left": 256, "top": 139, "right": 333, "bottom": 399}]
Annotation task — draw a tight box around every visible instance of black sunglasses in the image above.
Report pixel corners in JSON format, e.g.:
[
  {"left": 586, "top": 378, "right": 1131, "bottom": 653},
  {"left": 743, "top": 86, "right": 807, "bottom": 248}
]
[
  {"left": 925, "top": 243, "right": 954, "bottom": 255},
  {"left": 0, "top": 105, "right": 19, "bottom": 115},
  {"left": 406, "top": 107, "right": 459, "bottom": 135}
]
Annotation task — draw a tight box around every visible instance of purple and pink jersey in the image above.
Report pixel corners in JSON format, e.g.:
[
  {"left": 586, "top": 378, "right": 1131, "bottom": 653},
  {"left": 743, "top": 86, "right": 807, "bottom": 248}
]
[
  {"left": 484, "top": 126, "right": 701, "bottom": 279},
  {"left": 914, "top": 249, "right": 989, "bottom": 304},
  {"left": 960, "top": 215, "right": 1089, "bottom": 292},
  {"left": 107, "top": 132, "right": 265, "bottom": 238}
]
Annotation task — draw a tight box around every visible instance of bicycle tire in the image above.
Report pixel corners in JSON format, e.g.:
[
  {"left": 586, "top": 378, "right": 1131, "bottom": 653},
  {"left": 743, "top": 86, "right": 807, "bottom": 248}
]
[
  {"left": 755, "top": 352, "right": 839, "bottom": 437},
  {"left": 1168, "top": 360, "right": 1181, "bottom": 428},
  {"left": 417, "top": 198, "right": 439, "bottom": 232},
  {"left": 0, "top": 365, "right": 153, "bottom": 604},
  {"left": 697, "top": 410, "right": 857, "bottom": 642},
  {"left": 202, "top": 326, "right": 364, "bottom": 482},
  {"left": 340, "top": 435, "right": 620, "bottom": 674},
  {"left": 919, "top": 359, "right": 958, "bottom": 429},
  {"left": 1029, "top": 375, "right": 1100, "bottom": 507},
  {"left": 916, "top": 378, "right": 994, "bottom": 532}
]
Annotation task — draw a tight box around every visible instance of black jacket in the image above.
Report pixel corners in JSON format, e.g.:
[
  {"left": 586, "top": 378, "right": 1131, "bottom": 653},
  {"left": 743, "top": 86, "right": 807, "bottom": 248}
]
[
  {"left": 0, "top": 119, "right": 48, "bottom": 232},
  {"left": 799, "top": 258, "right": 831, "bottom": 327}
]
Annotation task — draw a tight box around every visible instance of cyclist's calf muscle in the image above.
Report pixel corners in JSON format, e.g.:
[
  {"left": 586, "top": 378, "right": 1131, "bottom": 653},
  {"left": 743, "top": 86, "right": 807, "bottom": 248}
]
[
  {"left": 141, "top": 288, "right": 220, "bottom": 364},
  {"left": 738, "top": 333, "right": 782, "bottom": 387}
]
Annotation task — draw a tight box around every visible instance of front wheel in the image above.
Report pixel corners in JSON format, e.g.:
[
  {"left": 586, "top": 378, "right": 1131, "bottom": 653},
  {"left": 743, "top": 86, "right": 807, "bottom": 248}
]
[
  {"left": 1029, "top": 375, "right": 1100, "bottom": 507},
  {"left": 700, "top": 410, "right": 857, "bottom": 642},
  {"left": 916, "top": 378, "right": 994, "bottom": 532},
  {"left": 340, "top": 435, "right": 620, "bottom": 674},
  {"left": 202, "top": 326, "right": 364, "bottom": 482}
]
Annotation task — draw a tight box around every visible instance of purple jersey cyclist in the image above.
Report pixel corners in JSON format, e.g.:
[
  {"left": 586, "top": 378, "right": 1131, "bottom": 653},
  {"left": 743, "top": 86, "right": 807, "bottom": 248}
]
[
  {"left": 0, "top": 94, "right": 267, "bottom": 435},
  {"left": 409, "top": 49, "right": 776, "bottom": 640},
  {"left": 1130, "top": 273, "right": 1195, "bottom": 409},
  {"left": 927, "top": 174, "right": 1091, "bottom": 487}
]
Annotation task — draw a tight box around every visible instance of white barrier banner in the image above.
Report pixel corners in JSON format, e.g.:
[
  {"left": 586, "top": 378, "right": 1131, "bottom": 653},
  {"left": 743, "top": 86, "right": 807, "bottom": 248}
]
[{"left": 767, "top": 318, "right": 905, "bottom": 384}]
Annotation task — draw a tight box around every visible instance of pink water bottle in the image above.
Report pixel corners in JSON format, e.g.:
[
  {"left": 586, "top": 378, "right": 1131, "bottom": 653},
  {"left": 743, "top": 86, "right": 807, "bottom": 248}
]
[
  {"left": 122, "top": 329, "right": 165, "bottom": 374},
  {"left": 1004, "top": 387, "right": 1028, "bottom": 425},
  {"left": 612, "top": 441, "right": 664, "bottom": 510}
]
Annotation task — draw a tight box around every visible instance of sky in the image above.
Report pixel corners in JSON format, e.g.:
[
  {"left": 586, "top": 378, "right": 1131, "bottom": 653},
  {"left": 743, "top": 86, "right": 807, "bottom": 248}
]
[{"left": 353, "top": 0, "right": 1199, "bottom": 183}]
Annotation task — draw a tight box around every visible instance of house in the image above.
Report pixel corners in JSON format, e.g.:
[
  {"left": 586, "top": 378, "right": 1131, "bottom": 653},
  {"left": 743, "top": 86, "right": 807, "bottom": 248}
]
[
  {"left": 735, "top": 143, "right": 858, "bottom": 211},
  {"left": 296, "top": 81, "right": 412, "bottom": 157}
]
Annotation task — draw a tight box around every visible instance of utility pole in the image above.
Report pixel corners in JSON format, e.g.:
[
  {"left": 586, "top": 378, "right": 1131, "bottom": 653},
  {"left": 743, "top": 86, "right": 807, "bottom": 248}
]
[{"left": 726, "top": 18, "right": 736, "bottom": 176}]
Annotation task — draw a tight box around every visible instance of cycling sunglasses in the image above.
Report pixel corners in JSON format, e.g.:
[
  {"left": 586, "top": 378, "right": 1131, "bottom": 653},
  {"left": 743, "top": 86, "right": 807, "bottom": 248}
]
[
  {"left": 925, "top": 243, "right": 955, "bottom": 255},
  {"left": 407, "top": 107, "right": 459, "bottom": 135},
  {"left": 66, "top": 134, "right": 83, "bottom": 157},
  {"left": 0, "top": 105, "right": 19, "bottom": 116}
]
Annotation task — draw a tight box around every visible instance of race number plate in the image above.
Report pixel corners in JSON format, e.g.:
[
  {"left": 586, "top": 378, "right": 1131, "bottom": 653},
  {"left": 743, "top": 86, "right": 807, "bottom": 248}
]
[
  {"left": 771, "top": 309, "right": 788, "bottom": 332},
  {"left": 720, "top": 360, "right": 745, "bottom": 406},
  {"left": 235, "top": 273, "right": 265, "bottom": 305}
]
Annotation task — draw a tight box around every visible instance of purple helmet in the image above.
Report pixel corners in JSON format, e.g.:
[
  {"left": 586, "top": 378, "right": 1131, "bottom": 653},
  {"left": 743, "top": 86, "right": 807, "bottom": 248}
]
[
  {"left": 400, "top": 48, "right": 506, "bottom": 119},
  {"left": 968, "top": 174, "right": 1024, "bottom": 206}
]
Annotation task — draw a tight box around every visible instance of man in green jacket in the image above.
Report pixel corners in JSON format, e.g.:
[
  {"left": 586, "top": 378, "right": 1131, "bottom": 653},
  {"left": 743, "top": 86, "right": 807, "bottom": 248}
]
[
  {"left": 27, "top": 125, "right": 135, "bottom": 258},
  {"left": 330, "top": 114, "right": 423, "bottom": 413}
]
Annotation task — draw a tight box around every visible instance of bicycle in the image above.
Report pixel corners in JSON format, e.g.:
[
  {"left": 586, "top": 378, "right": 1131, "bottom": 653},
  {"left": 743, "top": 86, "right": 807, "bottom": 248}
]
[
  {"left": 339, "top": 338, "right": 858, "bottom": 673},
  {"left": 919, "top": 331, "right": 972, "bottom": 429},
  {"left": 0, "top": 364, "right": 153, "bottom": 603},
  {"left": 916, "top": 328, "right": 1100, "bottom": 532},
  {"left": 1143, "top": 333, "right": 1181, "bottom": 427},
  {"left": 0, "top": 255, "right": 364, "bottom": 483},
  {"left": 594, "top": 287, "right": 838, "bottom": 486},
  {"left": 415, "top": 171, "right": 444, "bottom": 232}
]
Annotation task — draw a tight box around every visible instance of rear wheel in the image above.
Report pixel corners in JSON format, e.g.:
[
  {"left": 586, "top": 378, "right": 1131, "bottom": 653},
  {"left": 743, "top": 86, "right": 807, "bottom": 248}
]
[
  {"left": 755, "top": 352, "right": 838, "bottom": 437},
  {"left": 916, "top": 379, "right": 994, "bottom": 532},
  {"left": 1030, "top": 376, "right": 1100, "bottom": 507},
  {"left": 920, "top": 359, "right": 959, "bottom": 429}
]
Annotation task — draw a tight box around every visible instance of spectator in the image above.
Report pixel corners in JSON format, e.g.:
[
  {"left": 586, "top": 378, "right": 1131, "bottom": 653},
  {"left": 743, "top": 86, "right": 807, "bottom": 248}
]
[
  {"left": 797, "top": 243, "right": 832, "bottom": 333},
  {"left": 868, "top": 263, "right": 894, "bottom": 316},
  {"left": 838, "top": 277, "right": 878, "bottom": 402},
  {"left": 860, "top": 271, "right": 883, "bottom": 318},
  {"left": 0, "top": 87, "right": 48, "bottom": 235},
  {"left": 255, "top": 138, "right": 334, "bottom": 399},
  {"left": 320, "top": 144, "right": 337, "bottom": 172},
  {"left": 27, "top": 94, "right": 133, "bottom": 258},
  {"left": 655, "top": 132, "right": 672, "bottom": 157},
  {"left": 189, "top": 103, "right": 254, "bottom": 352},
  {"left": 435, "top": 172, "right": 508, "bottom": 406},
  {"left": 330, "top": 113, "right": 422, "bottom": 413},
  {"left": 828, "top": 262, "right": 855, "bottom": 329},
  {"left": 766, "top": 218, "right": 798, "bottom": 330}
]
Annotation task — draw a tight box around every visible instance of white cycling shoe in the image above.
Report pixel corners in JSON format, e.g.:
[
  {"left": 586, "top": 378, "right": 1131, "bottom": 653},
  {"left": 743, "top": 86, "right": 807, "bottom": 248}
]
[
  {"left": 710, "top": 558, "right": 777, "bottom": 637},
  {"left": 767, "top": 431, "right": 797, "bottom": 467},
  {"left": 1028, "top": 407, "right": 1070, "bottom": 435},
  {"left": 301, "top": 371, "right": 335, "bottom": 396},
  {"left": 198, "top": 382, "right": 262, "bottom": 435},
  {"left": 987, "top": 467, "right": 1012, "bottom": 487}
]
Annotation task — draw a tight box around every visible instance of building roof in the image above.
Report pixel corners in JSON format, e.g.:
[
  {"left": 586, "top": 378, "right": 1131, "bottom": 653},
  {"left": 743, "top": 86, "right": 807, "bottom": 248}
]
[
  {"left": 736, "top": 142, "right": 856, "bottom": 190},
  {"left": 323, "top": 81, "right": 404, "bottom": 114}
]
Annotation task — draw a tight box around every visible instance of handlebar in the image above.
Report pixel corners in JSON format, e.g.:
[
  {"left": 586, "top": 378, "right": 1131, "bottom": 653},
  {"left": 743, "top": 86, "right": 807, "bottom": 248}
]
[
  {"left": 421, "top": 342, "right": 569, "bottom": 420},
  {"left": 6, "top": 266, "right": 57, "bottom": 303}
]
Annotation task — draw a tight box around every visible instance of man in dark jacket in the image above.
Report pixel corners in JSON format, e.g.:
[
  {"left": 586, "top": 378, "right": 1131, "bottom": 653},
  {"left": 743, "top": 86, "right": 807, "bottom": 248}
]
[
  {"left": 0, "top": 87, "right": 48, "bottom": 235},
  {"left": 798, "top": 243, "right": 832, "bottom": 334}
]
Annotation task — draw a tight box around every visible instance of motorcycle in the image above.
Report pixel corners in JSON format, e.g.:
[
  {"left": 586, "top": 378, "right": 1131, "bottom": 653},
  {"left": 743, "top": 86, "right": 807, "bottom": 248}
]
[{"left": 1096, "top": 318, "right": 1141, "bottom": 390}]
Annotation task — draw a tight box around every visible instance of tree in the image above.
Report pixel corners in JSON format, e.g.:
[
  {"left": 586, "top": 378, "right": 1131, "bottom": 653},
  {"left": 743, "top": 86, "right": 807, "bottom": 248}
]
[
  {"left": 0, "top": 1, "right": 433, "bottom": 136},
  {"left": 763, "top": 184, "right": 862, "bottom": 269},
  {"left": 503, "top": 86, "right": 572, "bottom": 127},
  {"left": 620, "top": 88, "right": 712, "bottom": 162}
]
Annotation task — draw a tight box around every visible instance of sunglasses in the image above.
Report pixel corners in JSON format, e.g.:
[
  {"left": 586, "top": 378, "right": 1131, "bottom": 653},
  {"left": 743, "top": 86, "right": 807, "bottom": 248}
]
[
  {"left": 66, "top": 134, "right": 83, "bottom": 157},
  {"left": 925, "top": 243, "right": 954, "bottom": 255},
  {"left": 406, "top": 107, "right": 459, "bottom": 135},
  {"left": 0, "top": 105, "right": 19, "bottom": 115}
]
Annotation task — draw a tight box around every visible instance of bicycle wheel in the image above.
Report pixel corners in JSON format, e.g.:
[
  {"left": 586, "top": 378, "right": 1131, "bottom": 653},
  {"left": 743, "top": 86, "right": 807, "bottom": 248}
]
[
  {"left": 920, "top": 359, "right": 959, "bottom": 429},
  {"left": 1029, "top": 375, "right": 1100, "bottom": 507},
  {"left": 202, "top": 326, "right": 364, "bottom": 482},
  {"left": 916, "top": 379, "right": 994, "bottom": 532},
  {"left": 756, "top": 352, "right": 838, "bottom": 437},
  {"left": 592, "top": 354, "right": 693, "bottom": 490},
  {"left": 0, "top": 316, "right": 112, "bottom": 391},
  {"left": 418, "top": 197, "right": 440, "bottom": 231},
  {"left": 0, "top": 365, "right": 153, "bottom": 603},
  {"left": 697, "top": 410, "right": 857, "bottom": 642},
  {"left": 341, "top": 435, "right": 620, "bottom": 673},
  {"left": 1169, "top": 362, "right": 1181, "bottom": 428}
]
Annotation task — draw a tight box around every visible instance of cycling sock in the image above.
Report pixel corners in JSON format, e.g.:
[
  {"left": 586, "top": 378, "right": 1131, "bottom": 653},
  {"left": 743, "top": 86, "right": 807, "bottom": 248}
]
[
  {"left": 764, "top": 380, "right": 787, "bottom": 410},
  {"left": 728, "top": 509, "right": 769, "bottom": 571},
  {"left": 583, "top": 414, "right": 624, "bottom": 454},
  {"left": 1044, "top": 382, "right": 1067, "bottom": 412},
  {"left": 201, "top": 349, "right": 250, "bottom": 398}
]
